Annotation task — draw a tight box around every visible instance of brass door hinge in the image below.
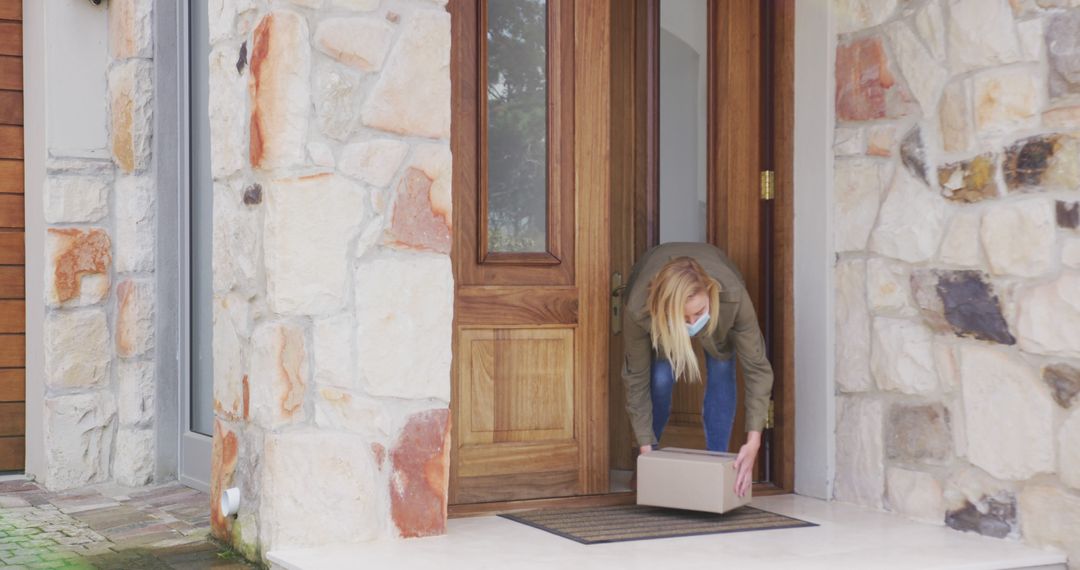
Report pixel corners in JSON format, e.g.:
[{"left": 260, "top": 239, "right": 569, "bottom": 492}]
[
  {"left": 765, "top": 399, "right": 775, "bottom": 430},
  {"left": 760, "top": 170, "right": 775, "bottom": 201}
]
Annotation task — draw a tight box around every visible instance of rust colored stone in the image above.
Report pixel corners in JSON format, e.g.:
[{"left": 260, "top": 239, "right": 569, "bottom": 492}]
[
  {"left": 835, "top": 37, "right": 913, "bottom": 122},
  {"left": 49, "top": 228, "right": 111, "bottom": 305},
  {"left": 938, "top": 154, "right": 998, "bottom": 203},
  {"left": 386, "top": 167, "right": 451, "bottom": 254},
  {"left": 210, "top": 421, "right": 239, "bottom": 539},
  {"left": 390, "top": 408, "right": 451, "bottom": 538},
  {"left": 248, "top": 17, "right": 272, "bottom": 168},
  {"left": 372, "top": 443, "right": 386, "bottom": 468},
  {"left": 116, "top": 281, "right": 138, "bottom": 357},
  {"left": 277, "top": 327, "right": 306, "bottom": 420},
  {"left": 1057, "top": 200, "right": 1079, "bottom": 229}
]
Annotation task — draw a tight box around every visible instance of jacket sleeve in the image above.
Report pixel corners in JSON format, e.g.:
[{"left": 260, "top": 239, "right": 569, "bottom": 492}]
[
  {"left": 621, "top": 310, "right": 657, "bottom": 447},
  {"left": 731, "top": 287, "right": 775, "bottom": 433}
]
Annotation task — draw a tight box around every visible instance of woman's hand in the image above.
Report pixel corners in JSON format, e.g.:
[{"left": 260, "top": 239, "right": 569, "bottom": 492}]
[
  {"left": 732, "top": 431, "right": 761, "bottom": 497},
  {"left": 640, "top": 445, "right": 653, "bottom": 455}
]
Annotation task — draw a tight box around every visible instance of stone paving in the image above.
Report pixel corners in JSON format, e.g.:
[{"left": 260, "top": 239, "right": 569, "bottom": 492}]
[{"left": 0, "top": 480, "right": 256, "bottom": 569}]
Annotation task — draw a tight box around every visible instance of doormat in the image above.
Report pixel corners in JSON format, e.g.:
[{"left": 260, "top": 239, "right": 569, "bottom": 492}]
[{"left": 499, "top": 504, "right": 817, "bottom": 544}]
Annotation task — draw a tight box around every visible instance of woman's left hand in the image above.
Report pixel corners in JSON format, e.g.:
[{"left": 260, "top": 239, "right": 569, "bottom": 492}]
[{"left": 732, "top": 432, "right": 761, "bottom": 497}]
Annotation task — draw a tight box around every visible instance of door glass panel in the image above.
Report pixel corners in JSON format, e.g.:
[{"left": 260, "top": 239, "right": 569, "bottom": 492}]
[
  {"left": 190, "top": 2, "right": 214, "bottom": 437},
  {"left": 659, "top": 0, "right": 708, "bottom": 244},
  {"left": 486, "top": 0, "right": 548, "bottom": 253}
]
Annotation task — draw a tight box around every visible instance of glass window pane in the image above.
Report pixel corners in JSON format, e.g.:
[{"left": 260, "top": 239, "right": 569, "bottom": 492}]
[
  {"left": 659, "top": 0, "right": 708, "bottom": 244},
  {"left": 486, "top": 0, "right": 548, "bottom": 253}
]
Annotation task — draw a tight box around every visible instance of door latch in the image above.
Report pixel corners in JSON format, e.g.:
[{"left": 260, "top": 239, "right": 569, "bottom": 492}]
[{"left": 611, "top": 272, "right": 626, "bottom": 335}]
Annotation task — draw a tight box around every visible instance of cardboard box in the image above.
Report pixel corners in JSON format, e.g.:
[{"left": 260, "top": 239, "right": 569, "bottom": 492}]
[{"left": 636, "top": 447, "right": 751, "bottom": 514}]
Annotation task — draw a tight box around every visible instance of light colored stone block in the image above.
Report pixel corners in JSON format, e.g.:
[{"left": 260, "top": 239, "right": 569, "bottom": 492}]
[
  {"left": 886, "top": 22, "right": 946, "bottom": 115},
  {"left": 947, "top": 0, "right": 1022, "bottom": 74},
  {"left": 1014, "top": 274, "right": 1080, "bottom": 357},
  {"left": 44, "top": 310, "right": 110, "bottom": 390},
  {"left": 960, "top": 344, "right": 1055, "bottom": 480},
  {"left": 1064, "top": 238, "right": 1080, "bottom": 269},
  {"left": 355, "top": 253, "right": 453, "bottom": 402},
  {"left": 108, "top": 0, "right": 153, "bottom": 59},
  {"left": 260, "top": 431, "right": 381, "bottom": 550},
  {"left": 249, "top": 11, "right": 311, "bottom": 170},
  {"left": 914, "top": 1, "right": 945, "bottom": 60},
  {"left": 314, "top": 387, "right": 391, "bottom": 438},
  {"left": 117, "top": 360, "right": 155, "bottom": 427},
  {"left": 314, "top": 64, "right": 365, "bottom": 142},
  {"left": 114, "top": 428, "right": 155, "bottom": 487},
  {"left": 939, "top": 79, "right": 971, "bottom": 154},
  {"left": 1017, "top": 486, "right": 1080, "bottom": 565},
  {"left": 834, "top": 127, "right": 864, "bottom": 156},
  {"left": 208, "top": 43, "right": 247, "bottom": 179},
  {"left": 835, "top": 158, "right": 887, "bottom": 253},
  {"left": 249, "top": 321, "right": 309, "bottom": 428},
  {"left": 886, "top": 467, "right": 945, "bottom": 524},
  {"left": 44, "top": 176, "right": 110, "bottom": 224},
  {"left": 212, "top": 179, "right": 261, "bottom": 295},
  {"left": 939, "top": 211, "right": 982, "bottom": 267},
  {"left": 833, "top": 0, "right": 899, "bottom": 34},
  {"left": 115, "top": 175, "right": 156, "bottom": 273},
  {"left": 981, "top": 199, "right": 1056, "bottom": 278},
  {"left": 1061, "top": 410, "right": 1080, "bottom": 490},
  {"left": 835, "top": 396, "right": 885, "bottom": 509},
  {"left": 109, "top": 59, "right": 154, "bottom": 174},
  {"left": 315, "top": 17, "right": 393, "bottom": 71},
  {"left": 117, "top": 279, "right": 155, "bottom": 359},
  {"left": 43, "top": 393, "right": 116, "bottom": 491},
  {"left": 836, "top": 260, "right": 873, "bottom": 393},
  {"left": 870, "top": 169, "right": 947, "bottom": 263},
  {"left": 363, "top": 9, "right": 451, "bottom": 138},
  {"left": 264, "top": 173, "right": 366, "bottom": 315},
  {"left": 331, "top": 0, "right": 380, "bottom": 10},
  {"left": 871, "top": 317, "right": 938, "bottom": 395},
  {"left": 314, "top": 314, "right": 356, "bottom": 390},
  {"left": 973, "top": 66, "right": 1040, "bottom": 134},
  {"left": 339, "top": 140, "right": 409, "bottom": 188},
  {"left": 866, "top": 258, "right": 913, "bottom": 315},
  {"left": 214, "top": 293, "right": 251, "bottom": 422},
  {"left": 308, "top": 142, "right": 335, "bottom": 168}
]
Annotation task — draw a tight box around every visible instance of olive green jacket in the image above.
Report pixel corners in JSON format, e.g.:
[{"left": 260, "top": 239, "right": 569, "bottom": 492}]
[{"left": 621, "top": 242, "right": 774, "bottom": 447}]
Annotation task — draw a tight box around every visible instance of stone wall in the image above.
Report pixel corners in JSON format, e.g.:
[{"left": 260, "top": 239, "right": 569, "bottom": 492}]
[
  {"left": 205, "top": 0, "right": 453, "bottom": 561},
  {"left": 39, "top": 0, "right": 158, "bottom": 491},
  {"left": 833, "top": 0, "right": 1080, "bottom": 565}
]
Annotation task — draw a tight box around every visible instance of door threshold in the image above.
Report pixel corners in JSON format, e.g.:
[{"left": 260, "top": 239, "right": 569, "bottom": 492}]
[{"left": 448, "top": 482, "right": 791, "bottom": 518}]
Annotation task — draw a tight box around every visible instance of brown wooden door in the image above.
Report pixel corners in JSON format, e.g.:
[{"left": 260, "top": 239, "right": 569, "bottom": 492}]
[
  {"left": 0, "top": 0, "right": 25, "bottom": 473},
  {"left": 449, "top": 0, "right": 609, "bottom": 504},
  {"left": 609, "top": 0, "right": 771, "bottom": 480}
]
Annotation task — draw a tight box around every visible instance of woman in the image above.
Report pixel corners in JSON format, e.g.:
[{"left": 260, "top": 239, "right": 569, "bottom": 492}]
[{"left": 621, "top": 242, "right": 774, "bottom": 498}]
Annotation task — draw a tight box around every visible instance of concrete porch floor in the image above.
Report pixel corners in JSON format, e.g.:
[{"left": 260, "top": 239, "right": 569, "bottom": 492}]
[{"left": 268, "top": 494, "right": 1068, "bottom": 570}]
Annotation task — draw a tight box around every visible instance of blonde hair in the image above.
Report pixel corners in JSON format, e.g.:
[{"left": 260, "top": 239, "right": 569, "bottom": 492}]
[{"left": 647, "top": 257, "right": 721, "bottom": 383}]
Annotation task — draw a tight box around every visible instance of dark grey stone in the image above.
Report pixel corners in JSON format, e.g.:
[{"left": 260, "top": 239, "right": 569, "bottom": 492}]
[
  {"left": 945, "top": 495, "right": 1017, "bottom": 538},
  {"left": 901, "top": 127, "right": 928, "bottom": 184},
  {"left": 1043, "top": 363, "right": 1080, "bottom": 408},
  {"left": 1058, "top": 200, "right": 1079, "bottom": 229},
  {"left": 242, "top": 183, "right": 262, "bottom": 206},
  {"left": 1048, "top": 11, "right": 1080, "bottom": 99},
  {"left": 885, "top": 403, "right": 951, "bottom": 464},
  {"left": 237, "top": 41, "right": 248, "bottom": 75},
  {"left": 935, "top": 270, "right": 1016, "bottom": 345},
  {"left": 1004, "top": 135, "right": 1060, "bottom": 191}
]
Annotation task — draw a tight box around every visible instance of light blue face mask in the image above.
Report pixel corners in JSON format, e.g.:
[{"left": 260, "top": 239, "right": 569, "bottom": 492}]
[{"left": 686, "top": 311, "right": 710, "bottom": 337}]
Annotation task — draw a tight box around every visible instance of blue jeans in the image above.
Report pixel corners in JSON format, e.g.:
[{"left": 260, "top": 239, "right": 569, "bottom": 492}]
[{"left": 651, "top": 354, "right": 737, "bottom": 452}]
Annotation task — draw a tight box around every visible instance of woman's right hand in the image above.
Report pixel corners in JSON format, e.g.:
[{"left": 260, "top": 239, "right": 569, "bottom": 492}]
[{"left": 639, "top": 445, "right": 653, "bottom": 455}]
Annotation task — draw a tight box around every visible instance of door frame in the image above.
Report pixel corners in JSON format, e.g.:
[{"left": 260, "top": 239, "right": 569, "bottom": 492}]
[{"left": 447, "top": 0, "right": 795, "bottom": 515}]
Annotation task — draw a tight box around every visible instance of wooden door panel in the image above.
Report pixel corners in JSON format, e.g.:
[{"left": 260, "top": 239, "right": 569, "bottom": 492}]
[
  {"left": 450, "top": 0, "right": 609, "bottom": 505},
  {"left": 459, "top": 328, "right": 575, "bottom": 444}
]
